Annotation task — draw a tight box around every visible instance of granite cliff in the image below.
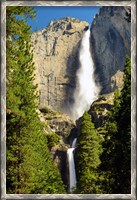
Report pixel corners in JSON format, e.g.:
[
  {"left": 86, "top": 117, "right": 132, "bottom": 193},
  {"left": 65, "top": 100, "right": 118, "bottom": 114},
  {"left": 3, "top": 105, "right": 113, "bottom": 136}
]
[
  {"left": 90, "top": 6, "right": 131, "bottom": 94},
  {"left": 31, "top": 7, "right": 131, "bottom": 113},
  {"left": 31, "top": 17, "right": 89, "bottom": 112}
]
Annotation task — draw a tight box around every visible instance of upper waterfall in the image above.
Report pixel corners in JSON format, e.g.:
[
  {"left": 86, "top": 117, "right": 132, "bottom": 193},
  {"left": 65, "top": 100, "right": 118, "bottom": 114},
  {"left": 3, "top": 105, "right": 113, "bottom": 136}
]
[{"left": 71, "top": 29, "right": 100, "bottom": 121}]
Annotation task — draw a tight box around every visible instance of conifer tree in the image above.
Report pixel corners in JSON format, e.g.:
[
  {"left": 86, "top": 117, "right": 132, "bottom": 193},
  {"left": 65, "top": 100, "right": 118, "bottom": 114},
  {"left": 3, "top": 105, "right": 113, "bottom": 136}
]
[
  {"left": 6, "top": 6, "right": 65, "bottom": 194},
  {"left": 76, "top": 111, "right": 103, "bottom": 193},
  {"left": 113, "top": 56, "right": 131, "bottom": 193},
  {"left": 99, "top": 56, "right": 131, "bottom": 193}
]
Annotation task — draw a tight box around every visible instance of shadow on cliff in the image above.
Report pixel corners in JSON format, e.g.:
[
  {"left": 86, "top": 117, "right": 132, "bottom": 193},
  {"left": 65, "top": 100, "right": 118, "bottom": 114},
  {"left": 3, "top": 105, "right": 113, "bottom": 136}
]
[
  {"left": 61, "top": 41, "right": 81, "bottom": 118},
  {"left": 89, "top": 7, "right": 131, "bottom": 94},
  {"left": 53, "top": 149, "right": 68, "bottom": 187}
]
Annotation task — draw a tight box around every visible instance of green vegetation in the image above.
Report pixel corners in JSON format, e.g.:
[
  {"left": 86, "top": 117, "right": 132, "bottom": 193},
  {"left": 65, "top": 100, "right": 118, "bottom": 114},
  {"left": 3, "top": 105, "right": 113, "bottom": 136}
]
[
  {"left": 99, "top": 56, "right": 131, "bottom": 193},
  {"left": 75, "top": 56, "right": 131, "bottom": 194},
  {"left": 40, "top": 107, "right": 55, "bottom": 114},
  {"left": 40, "top": 106, "right": 62, "bottom": 116},
  {"left": 46, "top": 133, "right": 61, "bottom": 149},
  {"left": 6, "top": 6, "right": 65, "bottom": 194},
  {"left": 75, "top": 111, "right": 103, "bottom": 193}
]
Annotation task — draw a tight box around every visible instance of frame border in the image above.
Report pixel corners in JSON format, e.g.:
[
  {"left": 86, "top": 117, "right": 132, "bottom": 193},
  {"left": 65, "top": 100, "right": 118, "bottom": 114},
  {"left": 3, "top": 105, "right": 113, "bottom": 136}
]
[{"left": 1, "top": 1, "right": 136, "bottom": 199}]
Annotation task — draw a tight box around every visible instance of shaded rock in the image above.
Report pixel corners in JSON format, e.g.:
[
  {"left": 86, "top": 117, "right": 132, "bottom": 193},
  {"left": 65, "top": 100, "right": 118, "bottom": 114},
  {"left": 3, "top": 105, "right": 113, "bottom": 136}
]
[
  {"left": 50, "top": 145, "right": 68, "bottom": 186},
  {"left": 90, "top": 6, "right": 131, "bottom": 94},
  {"left": 88, "top": 93, "right": 114, "bottom": 128},
  {"left": 67, "top": 127, "right": 78, "bottom": 147}
]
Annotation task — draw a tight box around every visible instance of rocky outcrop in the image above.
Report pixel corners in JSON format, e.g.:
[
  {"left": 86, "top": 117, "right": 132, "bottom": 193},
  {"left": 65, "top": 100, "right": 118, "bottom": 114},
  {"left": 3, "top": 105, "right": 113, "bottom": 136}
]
[
  {"left": 75, "top": 92, "right": 116, "bottom": 134},
  {"left": 90, "top": 6, "right": 131, "bottom": 94},
  {"left": 38, "top": 107, "right": 75, "bottom": 186},
  {"left": 88, "top": 93, "right": 114, "bottom": 129},
  {"left": 31, "top": 17, "right": 89, "bottom": 112},
  {"left": 40, "top": 107, "right": 75, "bottom": 140}
]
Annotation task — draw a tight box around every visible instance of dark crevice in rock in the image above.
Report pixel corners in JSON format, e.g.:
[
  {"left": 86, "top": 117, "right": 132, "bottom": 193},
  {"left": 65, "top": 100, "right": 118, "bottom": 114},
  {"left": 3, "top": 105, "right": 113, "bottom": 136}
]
[{"left": 53, "top": 149, "right": 68, "bottom": 186}]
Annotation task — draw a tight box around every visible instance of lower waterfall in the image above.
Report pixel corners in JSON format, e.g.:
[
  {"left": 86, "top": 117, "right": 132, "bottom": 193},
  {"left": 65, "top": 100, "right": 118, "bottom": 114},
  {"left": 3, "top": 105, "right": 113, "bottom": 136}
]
[{"left": 67, "top": 138, "right": 77, "bottom": 193}]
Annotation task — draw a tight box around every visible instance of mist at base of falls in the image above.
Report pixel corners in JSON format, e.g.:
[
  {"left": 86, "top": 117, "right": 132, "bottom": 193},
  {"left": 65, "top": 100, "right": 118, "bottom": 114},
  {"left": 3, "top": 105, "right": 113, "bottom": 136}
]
[{"left": 69, "top": 29, "right": 100, "bottom": 122}]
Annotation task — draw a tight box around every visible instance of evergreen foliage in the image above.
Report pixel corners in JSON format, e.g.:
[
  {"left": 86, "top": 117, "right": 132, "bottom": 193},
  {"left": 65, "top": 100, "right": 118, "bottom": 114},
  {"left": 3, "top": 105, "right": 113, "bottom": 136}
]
[
  {"left": 75, "top": 56, "right": 131, "bottom": 194},
  {"left": 99, "top": 56, "right": 131, "bottom": 193},
  {"left": 46, "top": 133, "right": 61, "bottom": 149},
  {"left": 6, "top": 6, "right": 65, "bottom": 194},
  {"left": 75, "top": 111, "right": 103, "bottom": 193}
]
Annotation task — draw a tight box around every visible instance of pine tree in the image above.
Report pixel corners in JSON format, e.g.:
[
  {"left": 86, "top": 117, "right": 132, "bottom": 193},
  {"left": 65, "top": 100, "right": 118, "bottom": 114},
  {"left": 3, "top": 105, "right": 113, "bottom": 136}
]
[
  {"left": 75, "top": 111, "right": 103, "bottom": 193},
  {"left": 113, "top": 56, "right": 131, "bottom": 193},
  {"left": 99, "top": 56, "right": 131, "bottom": 193},
  {"left": 6, "top": 6, "right": 65, "bottom": 194}
]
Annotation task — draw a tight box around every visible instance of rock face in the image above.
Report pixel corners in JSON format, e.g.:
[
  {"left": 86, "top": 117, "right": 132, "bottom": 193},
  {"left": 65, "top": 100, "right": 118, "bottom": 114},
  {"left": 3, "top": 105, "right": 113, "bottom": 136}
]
[
  {"left": 31, "top": 17, "right": 89, "bottom": 111},
  {"left": 40, "top": 107, "right": 75, "bottom": 140},
  {"left": 88, "top": 93, "right": 114, "bottom": 129},
  {"left": 38, "top": 107, "right": 75, "bottom": 186},
  {"left": 90, "top": 6, "right": 131, "bottom": 94},
  {"left": 31, "top": 7, "right": 131, "bottom": 114}
]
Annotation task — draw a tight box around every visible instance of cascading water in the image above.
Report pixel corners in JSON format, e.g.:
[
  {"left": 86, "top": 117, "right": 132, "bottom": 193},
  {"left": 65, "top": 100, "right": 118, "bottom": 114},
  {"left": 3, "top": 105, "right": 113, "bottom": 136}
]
[
  {"left": 71, "top": 29, "right": 100, "bottom": 121},
  {"left": 67, "top": 138, "right": 77, "bottom": 193},
  {"left": 67, "top": 29, "right": 100, "bottom": 192}
]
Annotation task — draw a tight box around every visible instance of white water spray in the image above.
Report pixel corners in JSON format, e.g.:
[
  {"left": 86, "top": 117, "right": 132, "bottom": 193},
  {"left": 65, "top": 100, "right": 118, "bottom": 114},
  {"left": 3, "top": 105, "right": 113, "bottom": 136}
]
[
  {"left": 71, "top": 29, "right": 100, "bottom": 121},
  {"left": 67, "top": 138, "right": 77, "bottom": 193},
  {"left": 67, "top": 29, "right": 100, "bottom": 193}
]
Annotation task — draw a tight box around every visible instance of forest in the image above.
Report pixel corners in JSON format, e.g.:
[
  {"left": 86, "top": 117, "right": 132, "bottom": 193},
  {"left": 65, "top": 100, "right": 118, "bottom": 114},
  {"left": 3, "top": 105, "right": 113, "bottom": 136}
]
[{"left": 6, "top": 6, "right": 131, "bottom": 194}]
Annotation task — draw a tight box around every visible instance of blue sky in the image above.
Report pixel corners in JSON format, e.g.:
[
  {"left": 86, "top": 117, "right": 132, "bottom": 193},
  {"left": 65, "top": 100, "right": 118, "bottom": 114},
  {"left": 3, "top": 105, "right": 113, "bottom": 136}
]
[{"left": 28, "top": 6, "right": 101, "bottom": 32}]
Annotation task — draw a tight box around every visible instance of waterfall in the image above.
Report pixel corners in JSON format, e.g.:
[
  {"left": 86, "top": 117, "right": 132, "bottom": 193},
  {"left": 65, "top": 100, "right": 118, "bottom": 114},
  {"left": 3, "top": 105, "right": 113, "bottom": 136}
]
[
  {"left": 67, "top": 138, "right": 77, "bottom": 193},
  {"left": 67, "top": 29, "right": 100, "bottom": 193},
  {"left": 71, "top": 29, "right": 100, "bottom": 121}
]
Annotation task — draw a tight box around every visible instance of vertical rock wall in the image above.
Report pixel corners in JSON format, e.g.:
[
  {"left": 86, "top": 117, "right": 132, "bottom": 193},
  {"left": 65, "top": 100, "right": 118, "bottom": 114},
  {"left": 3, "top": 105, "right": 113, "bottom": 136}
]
[
  {"left": 31, "top": 7, "right": 131, "bottom": 113},
  {"left": 31, "top": 17, "right": 89, "bottom": 111},
  {"left": 90, "top": 6, "right": 131, "bottom": 94}
]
